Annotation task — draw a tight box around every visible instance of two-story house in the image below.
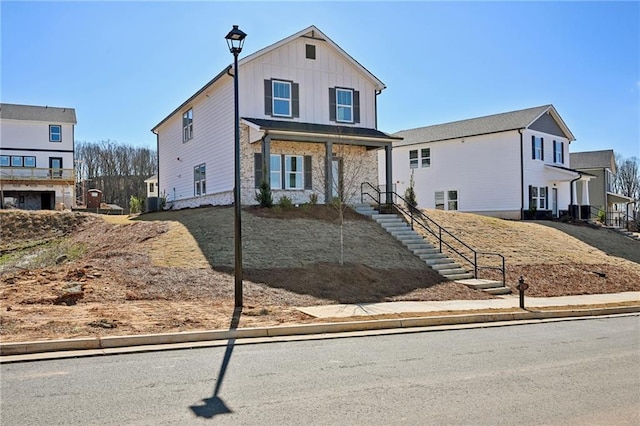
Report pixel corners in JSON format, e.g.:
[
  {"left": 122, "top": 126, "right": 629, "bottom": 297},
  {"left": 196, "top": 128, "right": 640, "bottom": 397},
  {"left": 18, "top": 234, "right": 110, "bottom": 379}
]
[
  {"left": 0, "top": 103, "right": 77, "bottom": 210},
  {"left": 570, "top": 149, "right": 635, "bottom": 226},
  {"left": 152, "top": 26, "right": 399, "bottom": 209},
  {"left": 385, "top": 105, "right": 593, "bottom": 220}
]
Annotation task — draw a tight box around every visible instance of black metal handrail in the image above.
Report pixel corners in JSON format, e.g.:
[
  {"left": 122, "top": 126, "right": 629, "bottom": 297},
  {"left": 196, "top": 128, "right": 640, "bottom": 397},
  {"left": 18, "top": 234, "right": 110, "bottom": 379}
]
[{"left": 360, "top": 182, "right": 506, "bottom": 284}]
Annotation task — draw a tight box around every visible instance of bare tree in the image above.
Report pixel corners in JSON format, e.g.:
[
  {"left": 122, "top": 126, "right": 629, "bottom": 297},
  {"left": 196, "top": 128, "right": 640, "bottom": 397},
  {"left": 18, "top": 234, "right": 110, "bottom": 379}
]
[
  {"left": 315, "top": 142, "right": 373, "bottom": 265},
  {"left": 615, "top": 155, "right": 639, "bottom": 199},
  {"left": 75, "top": 140, "right": 157, "bottom": 211}
]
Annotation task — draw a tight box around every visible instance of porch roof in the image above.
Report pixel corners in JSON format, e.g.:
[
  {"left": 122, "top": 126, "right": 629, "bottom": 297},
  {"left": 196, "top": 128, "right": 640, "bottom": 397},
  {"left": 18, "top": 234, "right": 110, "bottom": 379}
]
[
  {"left": 242, "top": 118, "right": 402, "bottom": 148},
  {"left": 607, "top": 192, "right": 634, "bottom": 204},
  {"left": 545, "top": 164, "right": 596, "bottom": 181}
]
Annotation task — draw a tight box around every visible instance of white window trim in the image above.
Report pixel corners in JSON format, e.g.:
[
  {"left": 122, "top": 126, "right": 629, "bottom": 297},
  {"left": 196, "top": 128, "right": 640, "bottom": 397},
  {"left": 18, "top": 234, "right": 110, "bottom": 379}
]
[
  {"left": 531, "top": 186, "right": 547, "bottom": 209},
  {"left": 533, "top": 136, "right": 543, "bottom": 160},
  {"left": 183, "top": 109, "right": 193, "bottom": 142},
  {"left": 270, "top": 154, "right": 282, "bottom": 190},
  {"left": 554, "top": 141, "right": 563, "bottom": 164},
  {"left": 49, "top": 125, "right": 62, "bottom": 142},
  {"left": 447, "top": 190, "right": 458, "bottom": 211},
  {"left": 421, "top": 148, "right": 431, "bottom": 168},
  {"left": 409, "top": 150, "right": 418, "bottom": 169},
  {"left": 336, "top": 88, "right": 353, "bottom": 123},
  {"left": 284, "top": 155, "right": 303, "bottom": 190},
  {"left": 194, "top": 163, "right": 206, "bottom": 196},
  {"left": 272, "top": 80, "right": 292, "bottom": 117}
]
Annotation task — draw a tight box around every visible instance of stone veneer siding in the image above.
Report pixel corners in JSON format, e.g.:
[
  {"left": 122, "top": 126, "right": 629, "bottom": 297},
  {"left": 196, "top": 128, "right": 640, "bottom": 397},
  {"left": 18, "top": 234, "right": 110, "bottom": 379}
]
[{"left": 167, "top": 124, "right": 379, "bottom": 209}]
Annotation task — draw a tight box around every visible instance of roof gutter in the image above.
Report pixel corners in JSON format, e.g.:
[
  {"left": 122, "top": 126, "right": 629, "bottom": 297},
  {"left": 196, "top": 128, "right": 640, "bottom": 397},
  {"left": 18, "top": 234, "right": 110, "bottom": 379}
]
[{"left": 374, "top": 89, "right": 382, "bottom": 129}]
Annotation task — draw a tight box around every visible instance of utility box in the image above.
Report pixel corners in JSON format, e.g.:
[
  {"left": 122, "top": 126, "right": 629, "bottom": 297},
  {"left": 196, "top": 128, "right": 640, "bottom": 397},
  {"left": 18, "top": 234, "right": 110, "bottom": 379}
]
[{"left": 87, "top": 189, "right": 103, "bottom": 209}]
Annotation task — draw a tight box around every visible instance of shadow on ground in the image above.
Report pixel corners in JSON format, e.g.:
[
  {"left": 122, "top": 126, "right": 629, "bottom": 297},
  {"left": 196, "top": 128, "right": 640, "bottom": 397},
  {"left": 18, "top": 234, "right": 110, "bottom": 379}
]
[{"left": 537, "top": 221, "right": 640, "bottom": 264}]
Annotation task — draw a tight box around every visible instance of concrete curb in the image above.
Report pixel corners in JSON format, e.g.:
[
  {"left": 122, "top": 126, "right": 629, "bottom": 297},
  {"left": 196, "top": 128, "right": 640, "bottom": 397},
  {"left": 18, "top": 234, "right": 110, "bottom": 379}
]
[{"left": 1, "top": 305, "right": 639, "bottom": 360}]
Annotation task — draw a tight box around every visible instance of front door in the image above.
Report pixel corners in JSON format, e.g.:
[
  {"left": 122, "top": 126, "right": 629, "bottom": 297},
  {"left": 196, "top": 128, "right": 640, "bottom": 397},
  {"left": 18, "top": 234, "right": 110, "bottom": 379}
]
[
  {"left": 552, "top": 188, "right": 558, "bottom": 217},
  {"left": 49, "top": 157, "right": 62, "bottom": 177}
]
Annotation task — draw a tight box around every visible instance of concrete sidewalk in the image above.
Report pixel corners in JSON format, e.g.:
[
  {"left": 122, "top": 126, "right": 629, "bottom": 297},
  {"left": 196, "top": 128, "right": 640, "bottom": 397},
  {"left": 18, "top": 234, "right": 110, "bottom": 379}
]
[
  {"left": 298, "top": 292, "right": 640, "bottom": 318},
  {"left": 1, "top": 292, "right": 638, "bottom": 363}
]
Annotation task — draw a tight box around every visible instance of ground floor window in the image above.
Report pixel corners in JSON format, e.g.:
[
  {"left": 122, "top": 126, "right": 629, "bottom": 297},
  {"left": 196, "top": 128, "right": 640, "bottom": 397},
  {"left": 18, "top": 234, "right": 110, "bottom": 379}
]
[
  {"left": 270, "top": 155, "right": 282, "bottom": 190},
  {"left": 194, "top": 163, "right": 206, "bottom": 196},
  {"left": 530, "top": 186, "right": 547, "bottom": 209},
  {"left": 435, "top": 190, "right": 458, "bottom": 210},
  {"left": 285, "top": 155, "right": 303, "bottom": 190}
]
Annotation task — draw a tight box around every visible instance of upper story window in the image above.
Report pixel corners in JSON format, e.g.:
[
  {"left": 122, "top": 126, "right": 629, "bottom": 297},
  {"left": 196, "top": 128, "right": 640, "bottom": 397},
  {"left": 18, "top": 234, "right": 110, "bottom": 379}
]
[
  {"left": 0, "top": 155, "right": 9, "bottom": 167},
  {"left": 553, "top": 140, "right": 564, "bottom": 164},
  {"left": 606, "top": 169, "right": 616, "bottom": 193},
  {"left": 264, "top": 79, "right": 299, "bottom": 118},
  {"left": 329, "top": 87, "right": 360, "bottom": 124},
  {"left": 532, "top": 136, "right": 544, "bottom": 160},
  {"left": 49, "top": 125, "right": 62, "bottom": 142},
  {"left": 336, "top": 88, "right": 353, "bottom": 123},
  {"left": 183, "top": 109, "right": 193, "bottom": 142},
  {"left": 409, "top": 148, "right": 431, "bottom": 168}
]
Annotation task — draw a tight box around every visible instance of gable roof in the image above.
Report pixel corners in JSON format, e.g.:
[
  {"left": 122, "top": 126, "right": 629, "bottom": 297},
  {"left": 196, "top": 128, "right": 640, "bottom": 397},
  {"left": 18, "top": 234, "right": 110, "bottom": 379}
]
[
  {"left": 0, "top": 103, "right": 77, "bottom": 124},
  {"left": 239, "top": 25, "right": 385, "bottom": 91},
  {"left": 152, "top": 25, "right": 384, "bottom": 133},
  {"left": 393, "top": 105, "right": 575, "bottom": 147},
  {"left": 570, "top": 150, "right": 615, "bottom": 172}
]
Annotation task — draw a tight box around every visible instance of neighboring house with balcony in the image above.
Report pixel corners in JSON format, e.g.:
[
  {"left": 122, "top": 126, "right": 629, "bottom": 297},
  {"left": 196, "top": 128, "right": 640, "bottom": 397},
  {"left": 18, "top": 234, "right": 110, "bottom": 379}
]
[
  {"left": 0, "top": 103, "right": 77, "bottom": 209},
  {"left": 383, "top": 105, "right": 592, "bottom": 220},
  {"left": 570, "top": 149, "right": 634, "bottom": 226},
  {"left": 151, "top": 25, "right": 399, "bottom": 209}
]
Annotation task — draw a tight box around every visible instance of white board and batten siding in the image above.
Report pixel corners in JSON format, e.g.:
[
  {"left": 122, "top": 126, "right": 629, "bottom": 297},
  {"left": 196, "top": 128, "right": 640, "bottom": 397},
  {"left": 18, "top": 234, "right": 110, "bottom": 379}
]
[
  {"left": 239, "top": 36, "right": 378, "bottom": 128},
  {"left": 385, "top": 131, "right": 522, "bottom": 217},
  {"left": 156, "top": 77, "right": 235, "bottom": 204}
]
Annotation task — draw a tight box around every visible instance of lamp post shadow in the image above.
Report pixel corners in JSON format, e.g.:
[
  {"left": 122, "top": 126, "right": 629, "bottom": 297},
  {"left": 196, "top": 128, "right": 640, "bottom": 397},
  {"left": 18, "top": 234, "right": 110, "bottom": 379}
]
[{"left": 189, "top": 307, "right": 242, "bottom": 419}]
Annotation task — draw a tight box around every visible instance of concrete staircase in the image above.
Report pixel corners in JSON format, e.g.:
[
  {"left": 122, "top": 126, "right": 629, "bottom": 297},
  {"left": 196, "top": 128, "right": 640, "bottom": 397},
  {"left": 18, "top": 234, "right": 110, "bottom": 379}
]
[
  {"left": 614, "top": 228, "right": 640, "bottom": 241},
  {"left": 354, "top": 204, "right": 510, "bottom": 295}
]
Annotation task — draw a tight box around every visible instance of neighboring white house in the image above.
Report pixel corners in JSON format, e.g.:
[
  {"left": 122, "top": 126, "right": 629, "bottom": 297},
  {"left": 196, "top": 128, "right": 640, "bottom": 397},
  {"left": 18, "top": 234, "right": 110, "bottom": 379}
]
[
  {"left": 0, "top": 103, "right": 77, "bottom": 210},
  {"left": 144, "top": 174, "right": 158, "bottom": 198},
  {"left": 383, "top": 105, "right": 593, "bottom": 220},
  {"left": 152, "top": 25, "right": 399, "bottom": 209}
]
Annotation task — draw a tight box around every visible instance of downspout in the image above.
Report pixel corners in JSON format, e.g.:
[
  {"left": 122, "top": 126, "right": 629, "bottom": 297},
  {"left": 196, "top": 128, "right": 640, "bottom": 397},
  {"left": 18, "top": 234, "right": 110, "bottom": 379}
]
[
  {"left": 374, "top": 89, "right": 382, "bottom": 129},
  {"left": 153, "top": 130, "right": 160, "bottom": 209},
  {"left": 519, "top": 129, "right": 524, "bottom": 219},
  {"left": 569, "top": 172, "right": 582, "bottom": 219}
]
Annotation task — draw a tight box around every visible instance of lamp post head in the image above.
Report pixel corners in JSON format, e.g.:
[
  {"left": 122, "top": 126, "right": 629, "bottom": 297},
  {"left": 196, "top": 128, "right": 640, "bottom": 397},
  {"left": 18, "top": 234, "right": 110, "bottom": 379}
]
[{"left": 225, "top": 25, "right": 247, "bottom": 55}]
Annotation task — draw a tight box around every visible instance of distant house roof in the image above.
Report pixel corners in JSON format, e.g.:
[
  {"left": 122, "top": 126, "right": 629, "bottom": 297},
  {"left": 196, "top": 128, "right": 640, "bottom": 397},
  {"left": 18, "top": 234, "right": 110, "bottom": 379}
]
[
  {"left": 393, "top": 105, "right": 574, "bottom": 147},
  {"left": 0, "top": 103, "right": 77, "bottom": 124},
  {"left": 145, "top": 175, "right": 158, "bottom": 182},
  {"left": 242, "top": 118, "right": 401, "bottom": 142},
  {"left": 570, "top": 150, "right": 615, "bottom": 171}
]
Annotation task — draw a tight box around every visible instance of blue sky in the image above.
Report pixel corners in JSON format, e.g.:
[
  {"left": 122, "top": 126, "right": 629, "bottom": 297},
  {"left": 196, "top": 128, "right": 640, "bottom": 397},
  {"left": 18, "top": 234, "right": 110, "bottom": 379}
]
[{"left": 2, "top": 1, "right": 639, "bottom": 159}]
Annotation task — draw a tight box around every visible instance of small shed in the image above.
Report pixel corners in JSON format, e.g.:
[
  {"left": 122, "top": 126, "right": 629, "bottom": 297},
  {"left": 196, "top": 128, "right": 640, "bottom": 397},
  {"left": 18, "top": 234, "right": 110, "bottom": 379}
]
[{"left": 87, "top": 189, "right": 103, "bottom": 209}]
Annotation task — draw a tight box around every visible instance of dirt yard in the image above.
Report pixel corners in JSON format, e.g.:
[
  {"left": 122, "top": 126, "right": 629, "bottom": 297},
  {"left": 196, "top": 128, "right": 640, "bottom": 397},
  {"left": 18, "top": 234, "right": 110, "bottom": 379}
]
[{"left": 1, "top": 206, "right": 639, "bottom": 343}]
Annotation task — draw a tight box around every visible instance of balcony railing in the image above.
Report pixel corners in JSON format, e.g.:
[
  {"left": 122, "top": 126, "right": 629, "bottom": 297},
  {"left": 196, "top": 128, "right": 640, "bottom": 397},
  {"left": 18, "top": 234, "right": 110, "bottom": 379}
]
[{"left": 0, "top": 167, "right": 75, "bottom": 182}]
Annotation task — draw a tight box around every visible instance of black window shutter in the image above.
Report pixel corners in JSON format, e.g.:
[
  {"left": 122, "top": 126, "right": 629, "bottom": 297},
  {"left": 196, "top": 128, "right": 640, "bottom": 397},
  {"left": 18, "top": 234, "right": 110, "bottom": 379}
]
[
  {"left": 264, "top": 80, "right": 272, "bottom": 116},
  {"left": 353, "top": 90, "right": 360, "bottom": 123},
  {"left": 561, "top": 142, "right": 565, "bottom": 163},
  {"left": 292, "top": 83, "right": 300, "bottom": 118},
  {"left": 531, "top": 136, "right": 535, "bottom": 159},
  {"left": 545, "top": 186, "right": 549, "bottom": 209},
  {"left": 304, "top": 156, "right": 312, "bottom": 190},
  {"left": 329, "top": 88, "right": 336, "bottom": 122},
  {"left": 553, "top": 141, "right": 557, "bottom": 162},
  {"left": 528, "top": 185, "right": 533, "bottom": 208},
  {"left": 541, "top": 138, "right": 544, "bottom": 161},
  {"left": 254, "top": 153, "right": 263, "bottom": 188},
  {"left": 281, "top": 154, "right": 286, "bottom": 189}
]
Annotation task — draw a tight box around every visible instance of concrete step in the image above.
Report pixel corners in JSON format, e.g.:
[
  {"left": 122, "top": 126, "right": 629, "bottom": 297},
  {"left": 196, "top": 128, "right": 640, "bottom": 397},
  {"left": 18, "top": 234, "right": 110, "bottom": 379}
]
[
  {"left": 437, "top": 267, "right": 469, "bottom": 276},
  {"left": 442, "top": 272, "right": 475, "bottom": 280},
  {"left": 412, "top": 247, "right": 438, "bottom": 255},
  {"left": 431, "top": 262, "right": 463, "bottom": 271},
  {"left": 455, "top": 279, "right": 504, "bottom": 290},
  {"left": 421, "top": 255, "right": 450, "bottom": 264},
  {"left": 406, "top": 243, "right": 435, "bottom": 251},
  {"left": 484, "top": 287, "right": 512, "bottom": 295}
]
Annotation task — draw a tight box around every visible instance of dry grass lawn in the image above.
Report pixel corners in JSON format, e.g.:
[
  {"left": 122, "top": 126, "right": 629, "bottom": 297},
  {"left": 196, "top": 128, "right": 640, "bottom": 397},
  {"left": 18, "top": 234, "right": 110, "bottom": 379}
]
[{"left": 1, "top": 206, "right": 639, "bottom": 343}]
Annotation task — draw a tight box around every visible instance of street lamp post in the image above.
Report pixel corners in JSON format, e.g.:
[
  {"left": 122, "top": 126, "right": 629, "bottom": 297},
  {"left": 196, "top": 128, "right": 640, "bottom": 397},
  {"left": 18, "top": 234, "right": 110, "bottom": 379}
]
[{"left": 225, "top": 25, "right": 247, "bottom": 308}]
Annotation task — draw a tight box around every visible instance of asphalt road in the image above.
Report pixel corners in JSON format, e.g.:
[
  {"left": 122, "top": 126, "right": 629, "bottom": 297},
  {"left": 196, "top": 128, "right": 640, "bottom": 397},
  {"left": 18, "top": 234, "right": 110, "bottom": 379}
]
[{"left": 1, "top": 316, "right": 639, "bottom": 425}]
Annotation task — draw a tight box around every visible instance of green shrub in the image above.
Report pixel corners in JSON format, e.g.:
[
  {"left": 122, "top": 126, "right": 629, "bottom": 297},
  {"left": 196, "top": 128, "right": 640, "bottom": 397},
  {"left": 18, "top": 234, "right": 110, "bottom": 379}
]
[
  {"left": 129, "top": 195, "right": 144, "bottom": 214},
  {"left": 255, "top": 180, "right": 273, "bottom": 208},
  {"left": 278, "top": 195, "right": 293, "bottom": 209},
  {"left": 404, "top": 171, "right": 417, "bottom": 210},
  {"left": 597, "top": 209, "right": 606, "bottom": 223}
]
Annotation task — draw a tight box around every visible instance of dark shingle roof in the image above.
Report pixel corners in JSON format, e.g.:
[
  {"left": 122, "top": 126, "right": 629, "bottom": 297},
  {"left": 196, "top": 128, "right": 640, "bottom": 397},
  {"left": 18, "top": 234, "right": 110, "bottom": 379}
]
[
  {"left": 243, "top": 118, "right": 401, "bottom": 140},
  {"left": 0, "top": 103, "right": 77, "bottom": 124},
  {"left": 394, "top": 105, "right": 554, "bottom": 146},
  {"left": 570, "top": 150, "right": 615, "bottom": 170}
]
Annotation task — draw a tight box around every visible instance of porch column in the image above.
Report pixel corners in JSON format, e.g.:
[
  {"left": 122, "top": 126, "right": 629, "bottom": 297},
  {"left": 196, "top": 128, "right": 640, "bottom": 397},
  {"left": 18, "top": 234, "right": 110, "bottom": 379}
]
[
  {"left": 325, "top": 141, "right": 333, "bottom": 203},
  {"left": 262, "top": 135, "right": 271, "bottom": 186},
  {"left": 581, "top": 178, "right": 590, "bottom": 206},
  {"left": 572, "top": 181, "right": 578, "bottom": 205},
  {"left": 385, "top": 144, "right": 393, "bottom": 205}
]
